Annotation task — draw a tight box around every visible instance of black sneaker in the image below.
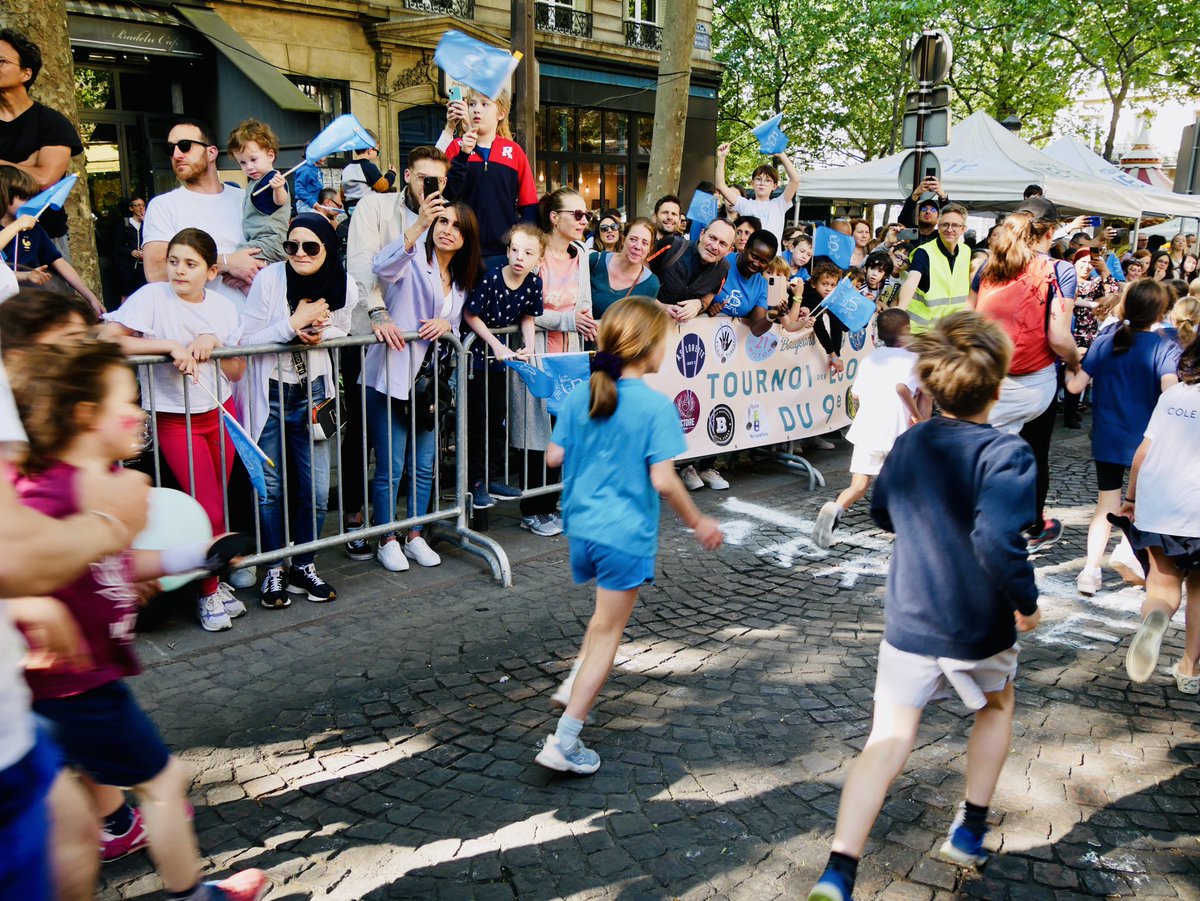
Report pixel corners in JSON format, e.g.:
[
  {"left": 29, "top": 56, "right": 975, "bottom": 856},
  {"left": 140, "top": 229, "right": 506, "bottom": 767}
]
[
  {"left": 287, "top": 563, "right": 336, "bottom": 602},
  {"left": 1025, "top": 518, "right": 1063, "bottom": 553},
  {"left": 259, "top": 567, "right": 291, "bottom": 609},
  {"left": 471, "top": 481, "right": 496, "bottom": 510},
  {"left": 344, "top": 519, "right": 373, "bottom": 561}
]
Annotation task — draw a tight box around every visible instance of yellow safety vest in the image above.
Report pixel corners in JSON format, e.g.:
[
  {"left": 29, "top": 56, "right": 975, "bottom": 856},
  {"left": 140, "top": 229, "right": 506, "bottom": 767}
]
[{"left": 908, "top": 241, "right": 970, "bottom": 333}]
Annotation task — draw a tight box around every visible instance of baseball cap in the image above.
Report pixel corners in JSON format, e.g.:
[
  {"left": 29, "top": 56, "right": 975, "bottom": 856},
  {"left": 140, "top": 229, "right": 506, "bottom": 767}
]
[
  {"left": 917, "top": 192, "right": 941, "bottom": 210},
  {"left": 1015, "top": 196, "right": 1059, "bottom": 222}
]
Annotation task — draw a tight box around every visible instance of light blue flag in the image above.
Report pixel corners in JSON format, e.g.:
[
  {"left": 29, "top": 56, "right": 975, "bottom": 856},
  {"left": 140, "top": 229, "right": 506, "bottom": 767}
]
[
  {"left": 751, "top": 113, "right": 788, "bottom": 155},
  {"left": 813, "top": 277, "right": 875, "bottom": 333},
  {"left": 434, "top": 30, "right": 520, "bottom": 100},
  {"left": 224, "top": 413, "right": 269, "bottom": 498},
  {"left": 813, "top": 225, "right": 855, "bottom": 269},
  {"left": 686, "top": 190, "right": 718, "bottom": 230},
  {"left": 1107, "top": 251, "right": 1126, "bottom": 283},
  {"left": 305, "top": 115, "right": 375, "bottom": 163},
  {"left": 541, "top": 353, "right": 592, "bottom": 417},
  {"left": 17, "top": 174, "right": 77, "bottom": 218},
  {"left": 504, "top": 358, "right": 556, "bottom": 398}
]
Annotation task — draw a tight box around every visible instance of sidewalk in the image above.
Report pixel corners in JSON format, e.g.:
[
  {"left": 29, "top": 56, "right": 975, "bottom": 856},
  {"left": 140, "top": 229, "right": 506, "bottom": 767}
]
[{"left": 99, "top": 426, "right": 1200, "bottom": 900}]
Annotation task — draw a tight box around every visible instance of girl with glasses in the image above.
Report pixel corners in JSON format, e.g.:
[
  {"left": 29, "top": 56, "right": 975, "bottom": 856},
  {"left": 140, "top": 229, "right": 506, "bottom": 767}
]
[{"left": 590, "top": 208, "right": 623, "bottom": 253}]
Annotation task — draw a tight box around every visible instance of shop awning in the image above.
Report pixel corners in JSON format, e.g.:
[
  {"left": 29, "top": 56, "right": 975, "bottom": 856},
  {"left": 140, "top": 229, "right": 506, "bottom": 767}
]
[{"left": 174, "top": 6, "right": 319, "bottom": 113}]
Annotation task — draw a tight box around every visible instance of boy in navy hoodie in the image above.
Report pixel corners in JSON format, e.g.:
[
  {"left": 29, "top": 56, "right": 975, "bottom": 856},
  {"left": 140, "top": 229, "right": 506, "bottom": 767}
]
[{"left": 807, "top": 311, "right": 1042, "bottom": 901}]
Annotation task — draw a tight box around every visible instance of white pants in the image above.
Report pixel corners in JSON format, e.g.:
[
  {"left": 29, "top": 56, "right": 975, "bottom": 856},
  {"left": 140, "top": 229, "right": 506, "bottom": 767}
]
[{"left": 989, "top": 364, "right": 1056, "bottom": 435}]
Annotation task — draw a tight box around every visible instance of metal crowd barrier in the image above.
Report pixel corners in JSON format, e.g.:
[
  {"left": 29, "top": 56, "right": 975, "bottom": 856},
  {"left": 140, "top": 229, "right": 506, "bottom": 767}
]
[{"left": 127, "top": 332, "right": 512, "bottom": 587}]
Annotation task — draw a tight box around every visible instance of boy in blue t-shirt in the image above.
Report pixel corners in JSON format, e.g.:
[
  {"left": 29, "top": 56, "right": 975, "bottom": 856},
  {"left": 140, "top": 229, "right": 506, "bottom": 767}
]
[
  {"left": 807, "top": 311, "right": 1041, "bottom": 901},
  {"left": 711, "top": 229, "right": 775, "bottom": 337},
  {"left": 462, "top": 223, "right": 546, "bottom": 509}
]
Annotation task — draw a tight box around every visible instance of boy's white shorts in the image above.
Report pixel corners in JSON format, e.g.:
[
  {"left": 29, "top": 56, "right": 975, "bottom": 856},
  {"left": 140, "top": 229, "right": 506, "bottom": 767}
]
[
  {"left": 849, "top": 446, "right": 888, "bottom": 477},
  {"left": 873, "top": 640, "right": 1019, "bottom": 711}
]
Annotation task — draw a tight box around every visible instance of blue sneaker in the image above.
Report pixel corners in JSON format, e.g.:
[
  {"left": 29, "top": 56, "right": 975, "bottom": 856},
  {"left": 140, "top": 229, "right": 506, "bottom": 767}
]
[
  {"left": 806, "top": 867, "right": 853, "bottom": 901},
  {"left": 534, "top": 734, "right": 600, "bottom": 774},
  {"left": 488, "top": 480, "right": 522, "bottom": 500},
  {"left": 470, "top": 481, "right": 496, "bottom": 510},
  {"left": 939, "top": 803, "right": 989, "bottom": 867}
]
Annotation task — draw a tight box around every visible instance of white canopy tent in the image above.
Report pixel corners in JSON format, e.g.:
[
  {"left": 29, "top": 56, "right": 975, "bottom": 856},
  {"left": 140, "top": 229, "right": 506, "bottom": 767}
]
[
  {"left": 797, "top": 112, "right": 1200, "bottom": 219},
  {"left": 1043, "top": 136, "right": 1199, "bottom": 218}
]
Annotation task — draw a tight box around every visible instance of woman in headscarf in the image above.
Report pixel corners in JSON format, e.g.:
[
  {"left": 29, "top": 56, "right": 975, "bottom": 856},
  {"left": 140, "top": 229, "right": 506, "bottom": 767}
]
[{"left": 240, "top": 212, "right": 355, "bottom": 609}]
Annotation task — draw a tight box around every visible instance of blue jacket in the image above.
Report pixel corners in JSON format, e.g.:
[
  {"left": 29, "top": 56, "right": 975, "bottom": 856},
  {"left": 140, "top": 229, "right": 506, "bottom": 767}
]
[
  {"left": 294, "top": 162, "right": 324, "bottom": 209},
  {"left": 871, "top": 417, "right": 1039, "bottom": 660}
]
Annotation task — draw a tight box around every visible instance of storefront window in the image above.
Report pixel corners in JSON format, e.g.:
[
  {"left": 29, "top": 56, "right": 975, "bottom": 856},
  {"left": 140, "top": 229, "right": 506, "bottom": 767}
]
[
  {"left": 548, "top": 107, "right": 575, "bottom": 152},
  {"left": 577, "top": 162, "right": 601, "bottom": 209},
  {"left": 578, "top": 109, "right": 601, "bottom": 154},
  {"left": 76, "top": 68, "right": 115, "bottom": 110},
  {"left": 601, "top": 163, "right": 626, "bottom": 215},
  {"left": 539, "top": 106, "right": 637, "bottom": 216},
  {"left": 603, "top": 111, "right": 628, "bottom": 155},
  {"left": 637, "top": 116, "right": 653, "bottom": 156},
  {"left": 288, "top": 77, "right": 350, "bottom": 131}
]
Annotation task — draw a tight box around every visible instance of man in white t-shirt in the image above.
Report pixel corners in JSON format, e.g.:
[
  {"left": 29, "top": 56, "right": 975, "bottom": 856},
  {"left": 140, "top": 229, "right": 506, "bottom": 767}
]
[
  {"left": 141, "top": 118, "right": 263, "bottom": 308},
  {"left": 715, "top": 141, "right": 801, "bottom": 245}
]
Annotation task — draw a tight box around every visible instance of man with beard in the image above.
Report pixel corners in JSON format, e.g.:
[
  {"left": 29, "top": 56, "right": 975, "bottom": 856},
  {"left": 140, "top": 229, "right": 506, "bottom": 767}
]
[
  {"left": 650, "top": 217, "right": 735, "bottom": 323},
  {"left": 141, "top": 118, "right": 263, "bottom": 304}
]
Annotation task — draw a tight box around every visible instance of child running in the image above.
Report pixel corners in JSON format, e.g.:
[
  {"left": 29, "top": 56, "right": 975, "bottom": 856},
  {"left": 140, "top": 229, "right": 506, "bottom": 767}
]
[
  {"left": 535, "top": 297, "right": 723, "bottom": 774},
  {"left": 7, "top": 341, "right": 266, "bottom": 901},
  {"left": 99, "top": 228, "right": 246, "bottom": 632},
  {"left": 812, "top": 309, "right": 926, "bottom": 548},
  {"left": 806, "top": 312, "right": 1041, "bottom": 901},
  {"left": 1118, "top": 336, "right": 1200, "bottom": 693}
]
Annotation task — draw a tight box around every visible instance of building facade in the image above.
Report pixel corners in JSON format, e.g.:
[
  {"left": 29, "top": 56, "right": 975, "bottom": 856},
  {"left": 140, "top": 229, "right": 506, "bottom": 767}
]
[{"left": 68, "top": 0, "right": 721, "bottom": 299}]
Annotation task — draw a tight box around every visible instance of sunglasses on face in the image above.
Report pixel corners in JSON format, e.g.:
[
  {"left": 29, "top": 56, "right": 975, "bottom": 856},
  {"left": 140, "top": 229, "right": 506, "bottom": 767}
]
[
  {"left": 284, "top": 240, "right": 323, "bottom": 257},
  {"left": 166, "top": 139, "right": 214, "bottom": 155},
  {"left": 557, "top": 209, "right": 588, "bottom": 222},
  {"left": 599, "top": 223, "right": 619, "bottom": 232}
]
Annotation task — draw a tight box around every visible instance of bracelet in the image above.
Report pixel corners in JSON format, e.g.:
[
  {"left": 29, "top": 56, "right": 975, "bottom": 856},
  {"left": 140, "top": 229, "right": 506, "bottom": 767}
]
[
  {"left": 369, "top": 308, "right": 390, "bottom": 323},
  {"left": 88, "top": 509, "right": 129, "bottom": 546}
]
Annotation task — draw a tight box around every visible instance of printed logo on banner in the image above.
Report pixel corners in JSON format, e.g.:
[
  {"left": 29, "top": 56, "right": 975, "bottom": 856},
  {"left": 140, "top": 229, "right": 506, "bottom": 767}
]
[
  {"left": 675, "top": 333, "right": 707, "bottom": 378},
  {"left": 744, "top": 402, "right": 769, "bottom": 439},
  {"left": 744, "top": 332, "right": 778, "bottom": 363},
  {"left": 713, "top": 324, "right": 737, "bottom": 364},
  {"left": 708, "top": 404, "right": 735, "bottom": 446},
  {"left": 846, "top": 386, "right": 859, "bottom": 419},
  {"left": 674, "top": 390, "right": 700, "bottom": 433},
  {"left": 849, "top": 327, "right": 868, "bottom": 351}
]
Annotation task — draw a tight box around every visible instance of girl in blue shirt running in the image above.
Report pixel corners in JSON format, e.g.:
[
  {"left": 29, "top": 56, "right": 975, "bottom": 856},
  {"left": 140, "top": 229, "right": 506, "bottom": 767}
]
[{"left": 534, "top": 297, "right": 723, "bottom": 774}]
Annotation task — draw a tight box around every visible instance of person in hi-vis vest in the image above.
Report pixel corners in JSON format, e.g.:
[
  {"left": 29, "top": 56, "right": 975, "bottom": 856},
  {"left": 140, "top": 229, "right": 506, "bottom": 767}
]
[{"left": 896, "top": 203, "right": 971, "bottom": 333}]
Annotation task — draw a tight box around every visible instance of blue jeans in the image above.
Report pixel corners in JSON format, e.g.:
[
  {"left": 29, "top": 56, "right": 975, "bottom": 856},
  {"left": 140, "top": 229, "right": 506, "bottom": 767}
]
[
  {"left": 258, "top": 379, "right": 330, "bottom": 566},
  {"left": 366, "top": 387, "right": 436, "bottom": 534}
]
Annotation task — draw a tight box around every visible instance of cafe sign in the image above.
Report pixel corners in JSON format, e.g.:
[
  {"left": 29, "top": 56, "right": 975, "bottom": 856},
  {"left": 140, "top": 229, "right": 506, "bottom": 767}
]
[{"left": 69, "top": 14, "right": 203, "bottom": 58}]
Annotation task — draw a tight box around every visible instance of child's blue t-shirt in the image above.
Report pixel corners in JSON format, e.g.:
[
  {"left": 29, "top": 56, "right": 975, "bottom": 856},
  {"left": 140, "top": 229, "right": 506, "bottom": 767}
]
[
  {"left": 1, "top": 221, "right": 62, "bottom": 269},
  {"left": 714, "top": 254, "right": 768, "bottom": 317},
  {"left": 1082, "top": 328, "right": 1181, "bottom": 466},
  {"left": 552, "top": 377, "right": 686, "bottom": 559}
]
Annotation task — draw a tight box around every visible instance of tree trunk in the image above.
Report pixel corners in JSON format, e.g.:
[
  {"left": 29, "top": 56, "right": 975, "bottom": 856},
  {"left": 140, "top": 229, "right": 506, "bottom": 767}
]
[
  {"left": 1103, "top": 80, "right": 1130, "bottom": 162},
  {"left": 510, "top": 0, "right": 537, "bottom": 176},
  {"left": 641, "top": 5, "right": 699, "bottom": 212},
  {"left": 0, "top": 0, "right": 102, "bottom": 295}
]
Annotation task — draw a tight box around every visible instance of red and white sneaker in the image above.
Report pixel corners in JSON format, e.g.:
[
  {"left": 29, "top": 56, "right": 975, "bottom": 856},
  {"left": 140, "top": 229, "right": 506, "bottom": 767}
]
[
  {"left": 203, "top": 868, "right": 270, "bottom": 900},
  {"left": 99, "top": 807, "right": 148, "bottom": 862}
]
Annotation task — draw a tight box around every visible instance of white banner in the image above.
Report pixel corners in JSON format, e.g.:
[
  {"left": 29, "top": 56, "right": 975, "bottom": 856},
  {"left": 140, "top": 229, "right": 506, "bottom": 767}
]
[{"left": 643, "top": 315, "right": 877, "bottom": 459}]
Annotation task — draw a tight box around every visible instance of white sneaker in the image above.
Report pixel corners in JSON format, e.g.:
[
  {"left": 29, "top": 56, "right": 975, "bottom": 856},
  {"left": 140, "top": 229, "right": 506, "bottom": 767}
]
[
  {"left": 808, "top": 436, "right": 835, "bottom": 450},
  {"left": 698, "top": 468, "right": 729, "bottom": 490},
  {"left": 216, "top": 582, "right": 247, "bottom": 618},
  {"left": 813, "top": 502, "right": 842, "bottom": 549},
  {"left": 1076, "top": 567, "right": 1102, "bottom": 596},
  {"left": 376, "top": 538, "right": 410, "bottom": 572},
  {"left": 228, "top": 567, "right": 256, "bottom": 589},
  {"left": 680, "top": 464, "right": 703, "bottom": 491},
  {"left": 198, "top": 592, "right": 232, "bottom": 632},
  {"left": 551, "top": 678, "right": 574, "bottom": 709},
  {"left": 403, "top": 535, "right": 441, "bottom": 567},
  {"left": 1109, "top": 538, "right": 1146, "bottom": 586}
]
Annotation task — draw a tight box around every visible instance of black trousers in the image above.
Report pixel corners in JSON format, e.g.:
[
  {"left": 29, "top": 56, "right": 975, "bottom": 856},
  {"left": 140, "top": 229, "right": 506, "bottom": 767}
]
[
  {"left": 466, "top": 367, "right": 509, "bottom": 487},
  {"left": 1019, "top": 396, "right": 1057, "bottom": 528},
  {"left": 336, "top": 346, "right": 370, "bottom": 518}
]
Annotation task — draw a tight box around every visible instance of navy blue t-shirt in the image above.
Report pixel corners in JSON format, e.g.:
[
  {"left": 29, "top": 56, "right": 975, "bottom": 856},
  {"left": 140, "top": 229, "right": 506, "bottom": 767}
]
[
  {"left": 1, "top": 222, "right": 62, "bottom": 269},
  {"left": 463, "top": 266, "right": 544, "bottom": 370}
]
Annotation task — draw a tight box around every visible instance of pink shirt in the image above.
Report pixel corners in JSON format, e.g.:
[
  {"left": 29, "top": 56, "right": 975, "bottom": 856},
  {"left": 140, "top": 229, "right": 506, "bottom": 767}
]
[{"left": 15, "top": 461, "right": 140, "bottom": 700}]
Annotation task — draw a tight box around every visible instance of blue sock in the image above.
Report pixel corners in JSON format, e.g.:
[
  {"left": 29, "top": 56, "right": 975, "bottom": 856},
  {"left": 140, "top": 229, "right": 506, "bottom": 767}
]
[
  {"left": 103, "top": 801, "right": 135, "bottom": 836},
  {"left": 554, "top": 714, "right": 584, "bottom": 752}
]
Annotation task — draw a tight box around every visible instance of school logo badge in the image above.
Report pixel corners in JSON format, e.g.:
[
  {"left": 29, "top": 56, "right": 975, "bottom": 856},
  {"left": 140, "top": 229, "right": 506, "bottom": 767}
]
[
  {"left": 674, "top": 390, "right": 700, "bottom": 434},
  {"left": 675, "top": 333, "right": 706, "bottom": 378},
  {"left": 849, "top": 327, "right": 867, "bottom": 351},
  {"left": 744, "top": 332, "right": 778, "bottom": 363},
  {"left": 713, "top": 324, "right": 737, "bottom": 364},
  {"left": 707, "top": 404, "right": 734, "bottom": 447},
  {"left": 744, "top": 402, "right": 769, "bottom": 439},
  {"left": 846, "top": 386, "right": 859, "bottom": 419}
]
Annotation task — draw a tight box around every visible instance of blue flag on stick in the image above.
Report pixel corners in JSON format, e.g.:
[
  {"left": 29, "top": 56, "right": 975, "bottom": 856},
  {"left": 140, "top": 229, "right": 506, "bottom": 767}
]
[
  {"left": 434, "top": 30, "right": 520, "bottom": 101},
  {"left": 813, "top": 225, "right": 856, "bottom": 269},
  {"left": 751, "top": 113, "right": 788, "bottom": 155},
  {"left": 1107, "top": 251, "right": 1126, "bottom": 283},
  {"left": 224, "top": 412, "right": 270, "bottom": 498},
  {"left": 812, "top": 277, "right": 876, "bottom": 333},
  {"left": 686, "top": 190, "right": 718, "bottom": 230},
  {"left": 17, "top": 174, "right": 77, "bottom": 219},
  {"left": 504, "top": 358, "right": 556, "bottom": 398},
  {"left": 540, "top": 353, "right": 592, "bottom": 417},
  {"left": 305, "top": 115, "right": 375, "bottom": 163}
]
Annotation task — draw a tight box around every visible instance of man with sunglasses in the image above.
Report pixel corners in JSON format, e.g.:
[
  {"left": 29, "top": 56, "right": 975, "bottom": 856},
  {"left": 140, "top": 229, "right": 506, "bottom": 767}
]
[{"left": 141, "top": 118, "right": 264, "bottom": 304}]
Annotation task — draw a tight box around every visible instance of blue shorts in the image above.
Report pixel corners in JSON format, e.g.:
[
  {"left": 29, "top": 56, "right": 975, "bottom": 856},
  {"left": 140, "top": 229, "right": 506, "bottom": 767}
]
[
  {"left": 33, "top": 681, "right": 171, "bottom": 788},
  {"left": 569, "top": 537, "right": 656, "bottom": 591},
  {"left": 0, "top": 725, "right": 60, "bottom": 901}
]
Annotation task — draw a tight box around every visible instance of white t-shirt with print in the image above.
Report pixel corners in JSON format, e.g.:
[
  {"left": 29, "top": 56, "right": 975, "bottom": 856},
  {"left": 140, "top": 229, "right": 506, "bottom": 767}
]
[
  {"left": 1135, "top": 382, "right": 1200, "bottom": 538},
  {"left": 106, "top": 282, "right": 241, "bottom": 414},
  {"left": 844, "top": 345, "right": 920, "bottom": 453},
  {"left": 0, "top": 356, "right": 33, "bottom": 770},
  {"left": 142, "top": 184, "right": 247, "bottom": 309},
  {"left": 734, "top": 194, "right": 790, "bottom": 244}
]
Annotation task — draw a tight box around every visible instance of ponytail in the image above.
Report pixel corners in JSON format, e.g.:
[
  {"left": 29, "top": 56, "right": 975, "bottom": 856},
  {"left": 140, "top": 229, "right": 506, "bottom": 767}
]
[
  {"left": 587, "top": 298, "right": 669, "bottom": 419},
  {"left": 1171, "top": 296, "right": 1200, "bottom": 348},
  {"left": 538, "top": 187, "right": 582, "bottom": 233},
  {"left": 1114, "top": 279, "right": 1169, "bottom": 355},
  {"left": 588, "top": 370, "right": 618, "bottom": 418}
]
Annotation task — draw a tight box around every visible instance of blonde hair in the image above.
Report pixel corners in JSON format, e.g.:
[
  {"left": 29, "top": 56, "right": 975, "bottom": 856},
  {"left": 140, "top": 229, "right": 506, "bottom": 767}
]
[
  {"left": 982, "top": 212, "right": 1054, "bottom": 284},
  {"left": 765, "top": 256, "right": 791, "bottom": 278},
  {"left": 911, "top": 311, "right": 1011, "bottom": 417},
  {"left": 504, "top": 221, "right": 547, "bottom": 255},
  {"left": 589, "top": 297, "right": 669, "bottom": 418},
  {"left": 465, "top": 88, "right": 513, "bottom": 139},
  {"left": 1171, "top": 295, "right": 1200, "bottom": 347},
  {"left": 1189, "top": 277, "right": 1200, "bottom": 298}
]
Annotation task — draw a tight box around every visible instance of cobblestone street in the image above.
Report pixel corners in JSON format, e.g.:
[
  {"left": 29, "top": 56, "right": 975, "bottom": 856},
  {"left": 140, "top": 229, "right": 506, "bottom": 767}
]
[{"left": 99, "top": 425, "right": 1200, "bottom": 901}]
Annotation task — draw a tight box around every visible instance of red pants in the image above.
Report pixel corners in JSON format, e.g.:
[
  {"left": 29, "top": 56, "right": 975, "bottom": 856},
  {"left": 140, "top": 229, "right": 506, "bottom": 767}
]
[{"left": 156, "top": 407, "right": 234, "bottom": 595}]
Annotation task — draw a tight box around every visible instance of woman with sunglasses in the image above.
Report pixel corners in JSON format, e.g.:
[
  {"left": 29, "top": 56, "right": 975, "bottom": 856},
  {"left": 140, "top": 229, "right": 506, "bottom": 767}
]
[
  {"left": 590, "top": 209, "right": 623, "bottom": 254},
  {"left": 589, "top": 216, "right": 660, "bottom": 319},
  {"left": 240, "top": 213, "right": 354, "bottom": 609},
  {"left": 510, "top": 187, "right": 596, "bottom": 537},
  {"left": 364, "top": 191, "right": 482, "bottom": 571}
]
